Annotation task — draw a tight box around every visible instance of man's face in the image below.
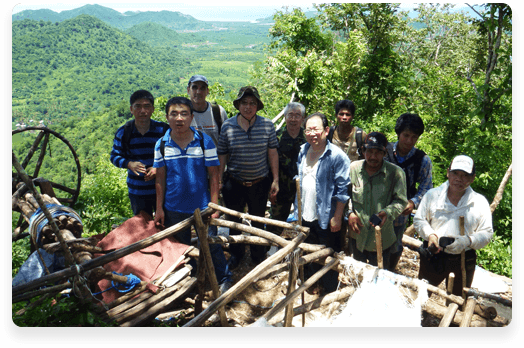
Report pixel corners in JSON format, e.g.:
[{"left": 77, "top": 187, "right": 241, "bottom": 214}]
[
  {"left": 397, "top": 129, "right": 420, "bottom": 155},
  {"left": 305, "top": 117, "right": 328, "bottom": 147},
  {"left": 166, "top": 104, "right": 193, "bottom": 135},
  {"left": 187, "top": 81, "right": 209, "bottom": 105},
  {"left": 447, "top": 169, "right": 475, "bottom": 195},
  {"left": 364, "top": 148, "right": 386, "bottom": 171},
  {"left": 238, "top": 96, "right": 258, "bottom": 119},
  {"left": 130, "top": 98, "right": 154, "bottom": 122},
  {"left": 336, "top": 108, "right": 353, "bottom": 126},
  {"left": 285, "top": 110, "right": 304, "bottom": 130}
]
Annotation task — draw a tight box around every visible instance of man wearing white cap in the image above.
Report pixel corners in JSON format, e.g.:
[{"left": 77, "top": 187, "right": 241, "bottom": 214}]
[{"left": 414, "top": 155, "right": 493, "bottom": 296}]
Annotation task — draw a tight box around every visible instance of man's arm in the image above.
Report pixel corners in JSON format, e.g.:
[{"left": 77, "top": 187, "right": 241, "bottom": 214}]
[
  {"left": 407, "top": 155, "right": 433, "bottom": 212},
  {"left": 268, "top": 147, "right": 279, "bottom": 200},
  {"left": 154, "top": 166, "right": 166, "bottom": 227},
  {"left": 207, "top": 165, "right": 220, "bottom": 219}
]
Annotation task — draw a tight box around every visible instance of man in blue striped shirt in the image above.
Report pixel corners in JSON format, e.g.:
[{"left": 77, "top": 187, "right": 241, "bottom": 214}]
[{"left": 110, "top": 90, "right": 169, "bottom": 217}]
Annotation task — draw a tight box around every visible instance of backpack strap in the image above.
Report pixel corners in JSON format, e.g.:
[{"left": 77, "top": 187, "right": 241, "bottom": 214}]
[
  {"left": 160, "top": 130, "right": 205, "bottom": 159},
  {"left": 355, "top": 127, "right": 363, "bottom": 158},
  {"left": 327, "top": 126, "right": 336, "bottom": 142},
  {"left": 122, "top": 119, "right": 135, "bottom": 159},
  {"left": 211, "top": 101, "right": 223, "bottom": 134}
]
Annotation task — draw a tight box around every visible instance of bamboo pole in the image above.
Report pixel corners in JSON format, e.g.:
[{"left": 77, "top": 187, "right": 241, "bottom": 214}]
[
  {"left": 296, "top": 178, "right": 305, "bottom": 327},
  {"left": 375, "top": 226, "right": 383, "bottom": 269},
  {"left": 184, "top": 231, "right": 308, "bottom": 327},
  {"left": 424, "top": 299, "right": 505, "bottom": 327},
  {"left": 194, "top": 208, "right": 229, "bottom": 327}
]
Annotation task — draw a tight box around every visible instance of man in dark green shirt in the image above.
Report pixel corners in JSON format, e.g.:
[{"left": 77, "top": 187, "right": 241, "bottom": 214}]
[
  {"left": 269, "top": 102, "right": 307, "bottom": 234},
  {"left": 348, "top": 132, "right": 407, "bottom": 270}
]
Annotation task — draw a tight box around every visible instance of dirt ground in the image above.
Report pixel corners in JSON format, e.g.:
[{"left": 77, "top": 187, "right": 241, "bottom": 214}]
[{"left": 158, "top": 228, "right": 512, "bottom": 327}]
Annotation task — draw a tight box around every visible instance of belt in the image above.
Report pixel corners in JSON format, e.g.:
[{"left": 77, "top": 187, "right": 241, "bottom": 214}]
[{"left": 231, "top": 176, "right": 266, "bottom": 187}]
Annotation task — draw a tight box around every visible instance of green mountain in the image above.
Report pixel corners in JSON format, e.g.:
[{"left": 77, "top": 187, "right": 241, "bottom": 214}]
[
  {"left": 124, "top": 22, "right": 206, "bottom": 48},
  {"left": 12, "top": 4, "right": 220, "bottom": 31},
  {"left": 12, "top": 15, "right": 195, "bottom": 126}
]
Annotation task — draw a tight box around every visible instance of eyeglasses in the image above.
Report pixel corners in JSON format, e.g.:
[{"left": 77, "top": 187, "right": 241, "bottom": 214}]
[
  {"left": 168, "top": 111, "right": 190, "bottom": 118},
  {"left": 240, "top": 101, "right": 258, "bottom": 107},
  {"left": 132, "top": 103, "right": 153, "bottom": 110},
  {"left": 286, "top": 113, "right": 303, "bottom": 120},
  {"left": 305, "top": 128, "right": 324, "bottom": 135}
]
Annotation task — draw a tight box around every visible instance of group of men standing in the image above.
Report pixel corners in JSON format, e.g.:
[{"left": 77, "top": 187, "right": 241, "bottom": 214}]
[{"left": 111, "top": 75, "right": 493, "bottom": 296}]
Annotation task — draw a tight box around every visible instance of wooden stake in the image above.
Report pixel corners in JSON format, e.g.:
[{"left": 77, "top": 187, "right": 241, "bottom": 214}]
[
  {"left": 375, "top": 225, "right": 383, "bottom": 269},
  {"left": 283, "top": 249, "right": 300, "bottom": 327},
  {"left": 459, "top": 216, "right": 466, "bottom": 305},
  {"left": 459, "top": 296, "right": 477, "bottom": 327},
  {"left": 194, "top": 208, "right": 229, "bottom": 327},
  {"left": 446, "top": 272, "right": 455, "bottom": 306}
]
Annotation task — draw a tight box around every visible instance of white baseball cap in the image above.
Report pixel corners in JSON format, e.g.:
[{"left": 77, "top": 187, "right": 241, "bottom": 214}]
[{"left": 450, "top": 155, "right": 475, "bottom": 174}]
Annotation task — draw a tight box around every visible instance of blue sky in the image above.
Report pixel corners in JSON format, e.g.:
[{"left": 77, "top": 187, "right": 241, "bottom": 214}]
[{"left": 9, "top": 1, "right": 486, "bottom": 22}]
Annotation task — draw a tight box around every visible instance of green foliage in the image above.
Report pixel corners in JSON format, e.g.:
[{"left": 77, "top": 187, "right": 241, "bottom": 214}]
[
  {"left": 476, "top": 234, "right": 512, "bottom": 278},
  {"left": 13, "top": 295, "right": 117, "bottom": 327},
  {"left": 75, "top": 153, "right": 133, "bottom": 234}
]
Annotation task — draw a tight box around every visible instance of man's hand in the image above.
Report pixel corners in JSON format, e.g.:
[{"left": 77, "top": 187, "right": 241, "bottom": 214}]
[
  {"left": 330, "top": 215, "right": 342, "bottom": 232},
  {"left": 401, "top": 200, "right": 415, "bottom": 216},
  {"left": 269, "top": 180, "right": 279, "bottom": 202},
  {"left": 428, "top": 234, "right": 442, "bottom": 254},
  {"left": 154, "top": 207, "right": 165, "bottom": 228},
  {"left": 144, "top": 167, "right": 156, "bottom": 182},
  {"left": 211, "top": 211, "right": 221, "bottom": 220},
  {"left": 376, "top": 211, "right": 387, "bottom": 227},
  {"left": 445, "top": 235, "right": 471, "bottom": 254},
  {"left": 127, "top": 161, "right": 147, "bottom": 176},
  {"left": 348, "top": 212, "right": 363, "bottom": 234}
]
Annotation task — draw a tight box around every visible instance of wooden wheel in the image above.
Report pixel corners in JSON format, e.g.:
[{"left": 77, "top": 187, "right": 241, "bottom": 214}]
[{"left": 12, "top": 126, "right": 82, "bottom": 208}]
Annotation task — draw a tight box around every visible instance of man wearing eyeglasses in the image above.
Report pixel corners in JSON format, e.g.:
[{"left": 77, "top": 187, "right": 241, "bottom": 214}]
[{"left": 110, "top": 90, "right": 169, "bottom": 217}]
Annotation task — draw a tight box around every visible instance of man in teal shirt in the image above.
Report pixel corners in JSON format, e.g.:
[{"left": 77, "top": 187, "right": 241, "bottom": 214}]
[{"left": 348, "top": 132, "right": 407, "bottom": 270}]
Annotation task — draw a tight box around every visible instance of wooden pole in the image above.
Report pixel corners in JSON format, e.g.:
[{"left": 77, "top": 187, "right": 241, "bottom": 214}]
[
  {"left": 194, "top": 208, "right": 229, "bottom": 327},
  {"left": 211, "top": 218, "right": 323, "bottom": 253},
  {"left": 459, "top": 216, "right": 466, "bottom": 305},
  {"left": 183, "top": 231, "right": 308, "bottom": 327},
  {"left": 459, "top": 297, "right": 477, "bottom": 327},
  {"left": 254, "top": 257, "right": 340, "bottom": 325},
  {"left": 283, "top": 249, "right": 300, "bottom": 327},
  {"left": 375, "top": 226, "right": 383, "bottom": 269},
  {"left": 490, "top": 163, "right": 512, "bottom": 213},
  {"left": 439, "top": 303, "right": 459, "bottom": 327},
  {"left": 296, "top": 178, "right": 305, "bottom": 327},
  {"left": 208, "top": 202, "right": 309, "bottom": 234}
]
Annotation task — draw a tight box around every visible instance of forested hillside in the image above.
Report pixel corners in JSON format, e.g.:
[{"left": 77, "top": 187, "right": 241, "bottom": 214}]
[{"left": 12, "top": 15, "right": 197, "bottom": 127}]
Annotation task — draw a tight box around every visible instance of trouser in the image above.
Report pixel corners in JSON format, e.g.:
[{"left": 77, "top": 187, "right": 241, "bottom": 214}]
[
  {"left": 389, "top": 224, "right": 407, "bottom": 271},
  {"left": 351, "top": 238, "right": 393, "bottom": 271},
  {"left": 129, "top": 193, "right": 156, "bottom": 217},
  {"left": 418, "top": 241, "right": 477, "bottom": 297},
  {"left": 164, "top": 210, "right": 232, "bottom": 284},
  {"left": 269, "top": 187, "right": 295, "bottom": 235},
  {"left": 221, "top": 174, "right": 272, "bottom": 264},
  {"left": 302, "top": 220, "right": 342, "bottom": 293}
]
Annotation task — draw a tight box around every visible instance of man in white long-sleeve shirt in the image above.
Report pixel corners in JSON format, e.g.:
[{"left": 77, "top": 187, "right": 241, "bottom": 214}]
[{"left": 414, "top": 155, "right": 493, "bottom": 296}]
